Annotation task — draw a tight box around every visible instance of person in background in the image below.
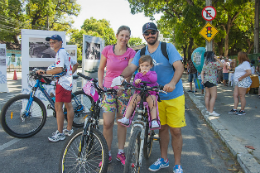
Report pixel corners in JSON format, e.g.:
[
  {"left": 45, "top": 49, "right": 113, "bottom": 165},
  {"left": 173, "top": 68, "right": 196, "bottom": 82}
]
[
  {"left": 223, "top": 58, "right": 230, "bottom": 86},
  {"left": 98, "top": 25, "right": 136, "bottom": 166},
  {"left": 250, "top": 59, "right": 256, "bottom": 74},
  {"left": 228, "top": 52, "right": 252, "bottom": 115},
  {"left": 201, "top": 51, "right": 223, "bottom": 117},
  {"left": 37, "top": 35, "right": 79, "bottom": 142},
  {"left": 217, "top": 56, "right": 224, "bottom": 83},
  {"left": 187, "top": 58, "right": 197, "bottom": 92}
]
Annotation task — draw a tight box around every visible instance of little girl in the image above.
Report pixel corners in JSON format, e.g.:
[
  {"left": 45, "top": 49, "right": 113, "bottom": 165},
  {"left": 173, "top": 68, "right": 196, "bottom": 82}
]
[{"left": 118, "top": 55, "right": 160, "bottom": 129}]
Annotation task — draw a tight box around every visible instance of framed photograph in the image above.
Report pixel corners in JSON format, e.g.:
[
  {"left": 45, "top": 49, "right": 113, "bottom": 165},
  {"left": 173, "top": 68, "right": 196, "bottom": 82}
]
[
  {"left": 29, "top": 37, "right": 56, "bottom": 58},
  {"left": 82, "top": 35, "right": 104, "bottom": 79},
  {"left": 0, "top": 48, "right": 5, "bottom": 57}
]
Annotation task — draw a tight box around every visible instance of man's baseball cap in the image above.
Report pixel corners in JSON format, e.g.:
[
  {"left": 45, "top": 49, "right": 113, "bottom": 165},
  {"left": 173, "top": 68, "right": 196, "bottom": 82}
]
[
  {"left": 142, "top": 22, "right": 158, "bottom": 34},
  {"left": 46, "top": 35, "right": 63, "bottom": 42}
]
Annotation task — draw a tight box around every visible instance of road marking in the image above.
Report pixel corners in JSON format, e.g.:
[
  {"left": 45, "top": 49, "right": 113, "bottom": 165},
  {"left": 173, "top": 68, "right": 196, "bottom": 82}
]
[{"left": 0, "top": 138, "right": 21, "bottom": 151}]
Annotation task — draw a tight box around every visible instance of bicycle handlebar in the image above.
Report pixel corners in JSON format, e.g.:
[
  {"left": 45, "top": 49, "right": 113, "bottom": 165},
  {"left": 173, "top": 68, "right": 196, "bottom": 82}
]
[
  {"left": 122, "top": 81, "right": 166, "bottom": 94},
  {"left": 77, "top": 72, "right": 98, "bottom": 82}
]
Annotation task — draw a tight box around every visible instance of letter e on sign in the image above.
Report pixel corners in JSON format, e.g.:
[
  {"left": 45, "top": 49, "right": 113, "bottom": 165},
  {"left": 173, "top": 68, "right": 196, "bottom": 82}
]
[{"left": 202, "top": 6, "right": 216, "bottom": 21}]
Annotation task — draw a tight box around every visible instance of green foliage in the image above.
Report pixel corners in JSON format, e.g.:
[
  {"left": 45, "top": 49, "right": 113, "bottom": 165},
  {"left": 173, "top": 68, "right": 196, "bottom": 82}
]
[
  {"left": 81, "top": 17, "right": 117, "bottom": 46},
  {"left": 128, "top": 37, "right": 144, "bottom": 47},
  {"left": 0, "top": 0, "right": 80, "bottom": 43},
  {"left": 127, "top": 0, "right": 255, "bottom": 58}
]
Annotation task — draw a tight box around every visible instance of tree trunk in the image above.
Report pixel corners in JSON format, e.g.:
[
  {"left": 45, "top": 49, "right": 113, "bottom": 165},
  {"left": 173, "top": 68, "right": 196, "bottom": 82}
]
[
  {"left": 13, "top": 35, "right": 19, "bottom": 44},
  {"left": 182, "top": 46, "right": 187, "bottom": 64},
  {"left": 216, "top": 39, "right": 224, "bottom": 56},
  {"left": 187, "top": 37, "right": 194, "bottom": 60},
  {"left": 224, "top": 17, "right": 232, "bottom": 57}
]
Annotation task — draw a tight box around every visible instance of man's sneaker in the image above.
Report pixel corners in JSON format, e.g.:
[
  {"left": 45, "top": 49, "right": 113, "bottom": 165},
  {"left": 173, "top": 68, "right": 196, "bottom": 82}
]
[
  {"left": 173, "top": 165, "right": 183, "bottom": 173},
  {"left": 148, "top": 158, "right": 169, "bottom": 171},
  {"left": 99, "top": 155, "right": 112, "bottom": 167},
  {"left": 236, "top": 110, "right": 246, "bottom": 115},
  {"left": 48, "top": 130, "right": 65, "bottom": 142},
  {"left": 228, "top": 109, "right": 237, "bottom": 114},
  {"left": 63, "top": 129, "right": 74, "bottom": 136},
  {"left": 208, "top": 111, "right": 220, "bottom": 117},
  {"left": 151, "top": 120, "right": 160, "bottom": 129},
  {"left": 116, "top": 153, "right": 126, "bottom": 165}
]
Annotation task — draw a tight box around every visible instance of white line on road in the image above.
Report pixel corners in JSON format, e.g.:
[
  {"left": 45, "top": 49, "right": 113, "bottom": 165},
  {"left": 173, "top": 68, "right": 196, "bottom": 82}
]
[{"left": 0, "top": 138, "right": 21, "bottom": 151}]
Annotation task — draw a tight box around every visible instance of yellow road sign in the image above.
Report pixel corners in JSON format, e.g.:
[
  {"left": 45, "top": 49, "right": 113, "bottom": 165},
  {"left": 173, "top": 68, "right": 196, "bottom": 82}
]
[{"left": 199, "top": 22, "right": 218, "bottom": 42}]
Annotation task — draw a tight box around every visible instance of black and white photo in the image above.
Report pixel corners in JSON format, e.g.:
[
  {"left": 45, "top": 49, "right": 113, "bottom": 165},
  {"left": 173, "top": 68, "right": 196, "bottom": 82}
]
[
  {"left": 29, "top": 37, "right": 56, "bottom": 58},
  {"left": 85, "top": 41, "right": 100, "bottom": 60},
  {"left": 0, "top": 48, "right": 5, "bottom": 57}
]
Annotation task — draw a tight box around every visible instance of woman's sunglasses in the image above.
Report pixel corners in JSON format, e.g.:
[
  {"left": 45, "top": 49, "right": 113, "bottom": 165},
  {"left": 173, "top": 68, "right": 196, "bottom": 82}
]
[{"left": 143, "top": 31, "right": 157, "bottom": 36}]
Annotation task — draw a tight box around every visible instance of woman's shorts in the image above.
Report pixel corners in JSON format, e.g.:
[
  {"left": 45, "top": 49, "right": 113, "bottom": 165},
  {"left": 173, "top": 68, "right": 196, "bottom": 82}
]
[
  {"left": 55, "top": 84, "right": 72, "bottom": 103},
  {"left": 203, "top": 81, "right": 216, "bottom": 88},
  {"left": 223, "top": 73, "right": 229, "bottom": 80},
  {"left": 101, "top": 89, "right": 131, "bottom": 115},
  {"left": 188, "top": 73, "right": 198, "bottom": 82},
  {"left": 234, "top": 77, "right": 252, "bottom": 88}
]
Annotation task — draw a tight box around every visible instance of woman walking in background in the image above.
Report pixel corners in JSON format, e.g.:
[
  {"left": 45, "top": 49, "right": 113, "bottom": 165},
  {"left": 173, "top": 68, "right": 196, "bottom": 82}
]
[
  {"left": 229, "top": 52, "right": 252, "bottom": 115},
  {"left": 201, "top": 51, "right": 223, "bottom": 116}
]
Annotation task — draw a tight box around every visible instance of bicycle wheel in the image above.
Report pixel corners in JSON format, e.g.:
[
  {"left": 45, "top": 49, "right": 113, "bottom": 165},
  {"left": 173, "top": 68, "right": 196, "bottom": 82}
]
[
  {"left": 0, "top": 94, "right": 47, "bottom": 138},
  {"left": 64, "top": 90, "right": 93, "bottom": 128},
  {"left": 143, "top": 123, "right": 155, "bottom": 159},
  {"left": 60, "top": 128, "right": 109, "bottom": 173},
  {"left": 124, "top": 127, "right": 142, "bottom": 173}
]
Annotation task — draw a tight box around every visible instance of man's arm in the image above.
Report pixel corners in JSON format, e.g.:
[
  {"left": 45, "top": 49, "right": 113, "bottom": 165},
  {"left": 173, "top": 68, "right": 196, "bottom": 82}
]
[
  {"left": 164, "top": 60, "right": 184, "bottom": 92},
  {"left": 72, "top": 62, "right": 79, "bottom": 74},
  {"left": 121, "top": 63, "right": 138, "bottom": 79}
]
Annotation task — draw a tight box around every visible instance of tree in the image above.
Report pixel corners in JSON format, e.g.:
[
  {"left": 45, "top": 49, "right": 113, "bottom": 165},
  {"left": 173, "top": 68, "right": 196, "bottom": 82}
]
[
  {"left": 0, "top": 0, "right": 81, "bottom": 44},
  {"left": 81, "top": 17, "right": 117, "bottom": 46},
  {"left": 128, "top": 37, "right": 144, "bottom": 47}
]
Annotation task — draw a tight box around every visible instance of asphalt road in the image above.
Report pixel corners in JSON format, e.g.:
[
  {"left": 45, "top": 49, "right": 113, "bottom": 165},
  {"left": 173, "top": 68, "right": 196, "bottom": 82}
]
[{"left": 0, "top": 84, "right": 243, "bottom": 173}]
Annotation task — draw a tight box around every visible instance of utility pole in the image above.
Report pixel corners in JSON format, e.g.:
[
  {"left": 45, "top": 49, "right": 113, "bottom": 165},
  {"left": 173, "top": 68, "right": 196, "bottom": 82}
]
[
  {"left": 254, "top": 0, "right": 259, "bottom": 54},
  {"left": 206, "top": 0, "right": 212, "bottom": 51}
]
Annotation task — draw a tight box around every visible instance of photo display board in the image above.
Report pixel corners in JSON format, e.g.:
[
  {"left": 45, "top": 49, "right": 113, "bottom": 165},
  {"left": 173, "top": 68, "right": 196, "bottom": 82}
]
[
  {"left": 0, "top": 44, "right": 9, "bottom": 92},
  {"left": 21, "top": 30, "right": 66, "bottom": 116},
  {"left": 82, "top": 35, "right": 104, "bottom": 79},
  {"left": 65, "top": 45, "right": 78, "bottom": 92}
]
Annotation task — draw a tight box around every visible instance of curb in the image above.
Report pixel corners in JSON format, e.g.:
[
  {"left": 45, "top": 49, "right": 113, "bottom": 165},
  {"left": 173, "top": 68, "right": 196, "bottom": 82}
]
[{"left": 186, "top": 91, "right": 260, "bottom": 173}]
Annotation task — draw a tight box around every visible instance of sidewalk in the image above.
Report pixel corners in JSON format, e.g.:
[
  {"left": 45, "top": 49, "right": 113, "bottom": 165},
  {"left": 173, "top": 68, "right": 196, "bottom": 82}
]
[{"left": 183, "top": 73, "right": 260, "bottom": 173}]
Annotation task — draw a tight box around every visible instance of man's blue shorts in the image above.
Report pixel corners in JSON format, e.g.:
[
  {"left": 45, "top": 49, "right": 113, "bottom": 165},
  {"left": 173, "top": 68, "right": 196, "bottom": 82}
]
[{"left": 188, "top": 73, "right": 197, "bottom": 82}]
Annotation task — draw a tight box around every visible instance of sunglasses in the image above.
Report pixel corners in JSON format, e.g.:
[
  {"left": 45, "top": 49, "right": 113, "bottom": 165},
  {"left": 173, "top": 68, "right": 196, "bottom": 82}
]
[{"left": 143, "top": 31, "right": 157, "bottom": 36}]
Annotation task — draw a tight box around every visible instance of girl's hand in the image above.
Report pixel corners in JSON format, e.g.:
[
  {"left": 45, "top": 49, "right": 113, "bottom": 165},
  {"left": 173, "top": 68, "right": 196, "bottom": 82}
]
[
  {"left": 141, "top": 70, "right": 148, "bottom": 75},
  {"left": 201, "top": 80, "right": 204, "bottom": 84},
  {"left": 98, "top": 83, "right": 104, "bottom": 90},
  {"left": 135, "top": 79, "right": 141, "bottom": 84},
  {"left": 238, "top": 77, "right": 242, "bottom": 81}
]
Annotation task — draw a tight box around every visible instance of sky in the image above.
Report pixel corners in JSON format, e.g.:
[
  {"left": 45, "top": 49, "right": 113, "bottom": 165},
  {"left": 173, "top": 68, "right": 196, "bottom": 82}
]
[{"left": 72, "top": 0, "right": 162, "bottom": 41}]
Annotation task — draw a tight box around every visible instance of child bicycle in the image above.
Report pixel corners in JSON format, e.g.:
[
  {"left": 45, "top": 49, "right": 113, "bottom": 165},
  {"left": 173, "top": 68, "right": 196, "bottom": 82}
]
[
  {"left": 0, "top": 69, "right": 93, "bottom": 138},
  {"left": 120, "top": 81, "right": 166, "bottom": 173},
  {"left": 59, "top": 72, "right": 118, "bottom": 173}
]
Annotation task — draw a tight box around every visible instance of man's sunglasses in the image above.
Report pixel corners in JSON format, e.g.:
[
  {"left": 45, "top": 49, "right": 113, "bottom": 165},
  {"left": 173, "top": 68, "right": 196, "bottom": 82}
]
[{"left": 143, "top": 31, "right": 157, "bottom": 36}]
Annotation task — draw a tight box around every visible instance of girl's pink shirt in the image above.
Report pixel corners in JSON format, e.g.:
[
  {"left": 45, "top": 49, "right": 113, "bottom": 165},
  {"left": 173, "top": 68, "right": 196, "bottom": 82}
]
[{"left": 102, "top": 45, "right": 136, "bottom": 88}]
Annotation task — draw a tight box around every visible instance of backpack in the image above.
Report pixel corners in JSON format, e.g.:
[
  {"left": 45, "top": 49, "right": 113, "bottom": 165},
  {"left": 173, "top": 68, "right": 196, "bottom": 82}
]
[{"left": 140, "top": 42, "right": 175, "bottom": 71}]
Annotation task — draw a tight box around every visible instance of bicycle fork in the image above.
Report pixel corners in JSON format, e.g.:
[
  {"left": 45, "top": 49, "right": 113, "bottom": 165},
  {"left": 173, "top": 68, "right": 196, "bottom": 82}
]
[{"left": 131, "top": 118, "right": 146, "bottom": 167}]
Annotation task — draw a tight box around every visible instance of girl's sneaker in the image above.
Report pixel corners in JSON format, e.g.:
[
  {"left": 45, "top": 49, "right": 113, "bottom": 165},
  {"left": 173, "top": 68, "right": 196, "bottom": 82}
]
[
  {"left": 173, "top": 165, "right": 183, "bottom": 173},
  {"left": 228, "top": 109, "right": 237, "bottom": 114},
  {"left": 208, "top": 111, "right": 220, "bottom": 117},
  {"left": 236, "top": 110, "right": 246, "bottom": 115},
  {"left": 118, "top": 117, "right": 129, "bottom": 125},
  {"left": 151, "top": 120, "right": 159, "bottom": 129}
]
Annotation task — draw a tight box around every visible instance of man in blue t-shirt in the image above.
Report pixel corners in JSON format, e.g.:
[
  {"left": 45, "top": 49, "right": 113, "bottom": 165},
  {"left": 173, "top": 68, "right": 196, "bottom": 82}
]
[{"left": 119, "top": 22, "right": 186, "bottom": 173}]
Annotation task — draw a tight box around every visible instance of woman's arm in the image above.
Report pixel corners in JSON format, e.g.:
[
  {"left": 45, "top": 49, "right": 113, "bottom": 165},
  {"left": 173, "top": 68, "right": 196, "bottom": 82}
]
[
  {"left": 125, "top": 58, "right": 134, "bottom": 83},
  {"left": 201, "top": 70, "right": 205, "bottom": 84},
  {"left": 98, "top": 54, "right": 107, "bottom": 89},
  {"left": 238, "top": 69, "right": 251, "bottom": 81}
]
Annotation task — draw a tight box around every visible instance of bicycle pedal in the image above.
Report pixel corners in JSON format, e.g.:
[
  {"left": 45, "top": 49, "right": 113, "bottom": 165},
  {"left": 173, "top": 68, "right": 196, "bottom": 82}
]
[
  {"left": 152, "top": 136, "right": 160, "bottom": 141},
  {"left": 47, "top": 104, "right": 53, "bottom": 109}
]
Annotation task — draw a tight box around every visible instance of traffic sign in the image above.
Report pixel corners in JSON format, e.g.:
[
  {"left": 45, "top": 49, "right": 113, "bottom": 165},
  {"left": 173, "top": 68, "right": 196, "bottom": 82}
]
[
  {"left": 202, "top": 6, "right": 216, "bottom": 21},
  {"left": 199, "top": 22, "right": 218, "bottom": 42}
]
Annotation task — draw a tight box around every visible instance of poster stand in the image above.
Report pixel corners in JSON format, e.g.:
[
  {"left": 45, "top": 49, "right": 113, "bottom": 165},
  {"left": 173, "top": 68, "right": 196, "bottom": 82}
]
[{"left": 0, "top": 44, "right": 9, "bottom": 93}]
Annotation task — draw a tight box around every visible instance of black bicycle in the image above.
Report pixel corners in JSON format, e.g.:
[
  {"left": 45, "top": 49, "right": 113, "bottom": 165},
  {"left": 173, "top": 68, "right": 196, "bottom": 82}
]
[
  {"left": 0, "top": 69, "right": 93, "bottom": 138},
  {"left": 59, "top": 72, "right": 118, "bottom": 173},
  {"left": 121, "top": 81, "right": 166, "bottom": 173}
]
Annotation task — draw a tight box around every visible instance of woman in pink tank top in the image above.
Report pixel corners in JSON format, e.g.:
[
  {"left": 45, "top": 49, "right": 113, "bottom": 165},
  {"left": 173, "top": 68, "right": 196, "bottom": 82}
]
[{"left": 98, "top": 25, "right": 136, "bottom": 166}]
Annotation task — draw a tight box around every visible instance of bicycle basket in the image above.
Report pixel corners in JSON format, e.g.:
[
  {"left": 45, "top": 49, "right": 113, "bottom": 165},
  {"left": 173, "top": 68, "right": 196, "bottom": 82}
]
[{"left": 83, "top": 80, "right": 99, "bottom": 102}]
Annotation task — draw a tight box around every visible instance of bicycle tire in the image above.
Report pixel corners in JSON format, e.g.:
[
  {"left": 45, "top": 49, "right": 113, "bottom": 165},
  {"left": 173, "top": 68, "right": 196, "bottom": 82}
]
[
  {"left": 124, "top": 127, "right": 142, "bottom": 173},
  {"left": 143, "top": 123, "right": 155, "bottom": 159},
  {"left": 59, "top": 128, "right": 109, "bottom": 173},
  {"left": 0, "top": 94, "right": 47, "bottom": 138},
  {"left": 64, "top": 90, "right": 93, "bottom": 128}
]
